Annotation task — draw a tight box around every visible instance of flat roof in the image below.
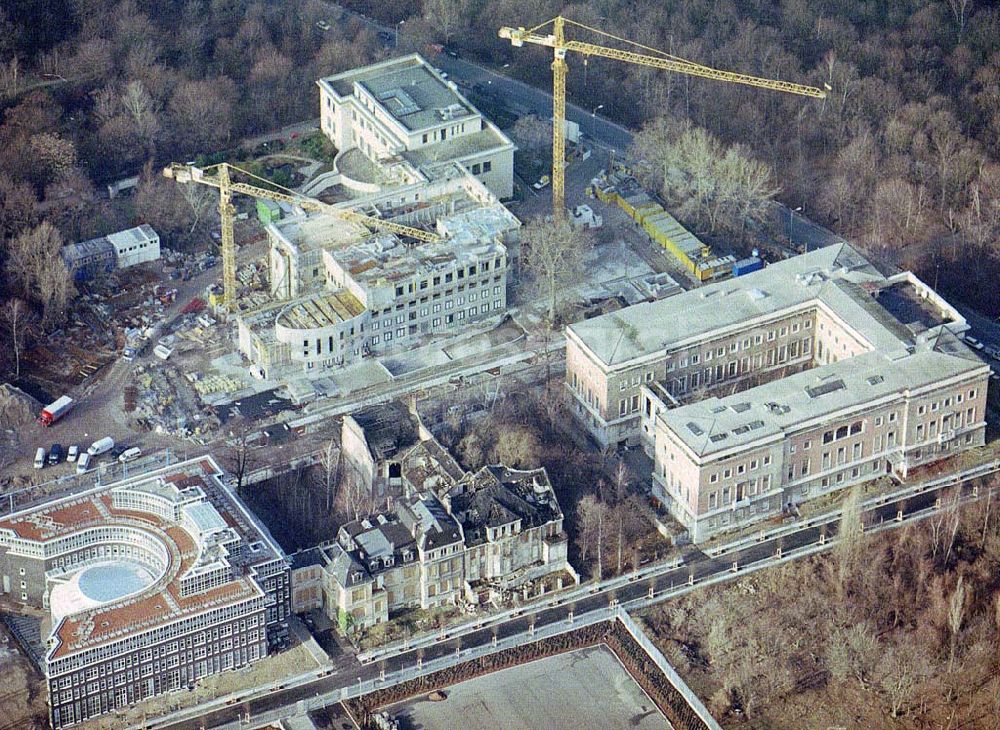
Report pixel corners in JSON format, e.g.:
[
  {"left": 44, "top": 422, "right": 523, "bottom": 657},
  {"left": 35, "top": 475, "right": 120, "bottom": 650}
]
[
  {"left": 0, "top": 457, "right": 286, "bottom": 662},
  {"left": 401, "top": 126, "right": 513, "bottom": 168},
  {"left": 661, "top": 335, "right": 986, "bottom": 457},
  {"left": 321, "top": 55, "right": 476, "bottom": 133},
  {"left": 269, "top": 213, "right": 371, "bottom": 254},
  {"left": 384, "top": 645, "right": 668, "bottom": 730},
  {"left": 569, "top": 244, "right": 898, "bottom": 368},
  {"left": 328, "top": 230, "right": 506, "bottom": 289}
]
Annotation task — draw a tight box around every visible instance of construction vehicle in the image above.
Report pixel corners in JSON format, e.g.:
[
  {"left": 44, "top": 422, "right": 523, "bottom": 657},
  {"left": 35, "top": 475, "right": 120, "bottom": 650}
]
[
  {"left": 163, "top": 163, "right": 441, "bottom": 313},
  {"left": 499, "top": 16, "right": 828, "bottom": 216},
  {"left": 39, "top": 395, "right": 74, "bottom": 427}
]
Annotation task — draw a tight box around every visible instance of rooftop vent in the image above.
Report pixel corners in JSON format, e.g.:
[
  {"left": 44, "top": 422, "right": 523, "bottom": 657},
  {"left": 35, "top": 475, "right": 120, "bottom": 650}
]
[
  {"left": 686, "top": 422, "right": 704, "bottom": 436},
  {"left": 711, "top": 405, "right": 727, "bottom": 414},
  {"left": 747, "top": 288, "right": 768, "bottom": 301},
  {"left": 805, "top": 379, "right": 846, "bottom": 399},
  {"left": 731, "top": 402, "right": 752, "bottom": 413},
  {"left": 748, "top": 420, "right": 766, "bottom": 430},
  {"left": 867, "top": 375, "right": 885, "bottom": 385},
  {"left": 710, "top": 433, "right": 728, "bottom": 443}
]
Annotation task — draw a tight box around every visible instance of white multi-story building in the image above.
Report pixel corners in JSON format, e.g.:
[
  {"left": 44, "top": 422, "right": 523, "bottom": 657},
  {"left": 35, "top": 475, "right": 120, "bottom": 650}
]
[{"left": 318, "top": 54, "right": 516, "bottom": 200}]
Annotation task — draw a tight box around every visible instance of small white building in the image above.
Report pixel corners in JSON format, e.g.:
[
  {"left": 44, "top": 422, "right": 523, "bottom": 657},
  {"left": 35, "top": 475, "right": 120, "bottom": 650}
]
[{"left": 106, "top": 224, "right": 160, "bottom": 269}]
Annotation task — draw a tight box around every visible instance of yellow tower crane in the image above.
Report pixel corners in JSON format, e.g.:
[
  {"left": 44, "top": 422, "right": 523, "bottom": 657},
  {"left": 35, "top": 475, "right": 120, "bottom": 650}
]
[
  {"left": 163, "top": 162, "right": 441, "bottom": 312},
  {"left": 499, "top": 16, "right": 829, "bottom": 216}
]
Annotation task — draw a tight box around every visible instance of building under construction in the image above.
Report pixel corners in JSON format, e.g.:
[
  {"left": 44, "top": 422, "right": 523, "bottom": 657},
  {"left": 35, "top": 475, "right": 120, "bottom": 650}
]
[{"left": 237, "top": 163, "right": 519, "bottom": 379}]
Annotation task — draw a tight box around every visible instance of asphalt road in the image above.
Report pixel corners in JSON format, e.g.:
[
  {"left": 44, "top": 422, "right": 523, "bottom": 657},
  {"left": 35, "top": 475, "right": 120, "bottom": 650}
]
[{"left": 147, "top": 459, "right": 999, "bottom": 730}]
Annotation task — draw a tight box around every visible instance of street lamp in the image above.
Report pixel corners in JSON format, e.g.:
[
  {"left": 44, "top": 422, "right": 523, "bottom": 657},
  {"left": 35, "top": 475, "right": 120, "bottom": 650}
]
[
  {"left": 788, "top": 205, "right": 802, "bottom": 252},
  {"left": 395, "top": 20, "right": 404, "bottom": 49},
  {"left": 591, "top": 104, "right": 604, "bottom": 138}
]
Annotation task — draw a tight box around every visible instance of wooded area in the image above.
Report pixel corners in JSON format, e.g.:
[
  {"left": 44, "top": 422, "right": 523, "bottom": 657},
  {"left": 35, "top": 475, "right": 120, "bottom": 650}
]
[
  {"left": 0, "top": 0, "right": 382, "bottom": 333},
  {"left": 368, "top": 0, "right": 1000, "bottom": 312},
  {"left": 644, "top": 485, "right": 1000, "bottom": 725}
]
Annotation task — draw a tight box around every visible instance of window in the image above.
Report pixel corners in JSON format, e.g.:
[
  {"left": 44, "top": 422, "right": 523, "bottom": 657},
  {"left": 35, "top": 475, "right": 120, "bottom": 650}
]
[
  {"left": 710, "top": 473, "right": 719, "bottom": 483},
  {"left": 763, "top": 455, "right": 771, "bottom": 466},
  {"left": 875, "top": 416, "right": 883, "bottom": 427},
  {"left": 483, "top": 161, "right": 492, "bottom": 173},
  {"left": 803, "top": 440, "right": 811, "bottom": 450},
  {"left": 724, "top": 468, "right": 732, "bottom": 478}
]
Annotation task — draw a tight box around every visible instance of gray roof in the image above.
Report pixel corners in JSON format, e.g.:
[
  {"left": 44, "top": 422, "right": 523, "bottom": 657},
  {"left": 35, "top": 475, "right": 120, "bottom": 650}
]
[
  {"left": 568, "top": 244, "right": 889, "bottom": 368},
  {"left": 321, "top": 543, "right": 371, "bottom": 587},
  {"left": 320, "top": 55, "right": 475, "bottom": 133},
  {"left": 398, "top": 493, "right": 463, "bottom": 551},
  {"left": 401, "top": 126, "right": 513, "bottom": 167},
  {"left": 290, "top": 546, "right": 325, "bottom": 571},
  {"left": 661, "top": 332, "right": 986, "bottom": 458}
]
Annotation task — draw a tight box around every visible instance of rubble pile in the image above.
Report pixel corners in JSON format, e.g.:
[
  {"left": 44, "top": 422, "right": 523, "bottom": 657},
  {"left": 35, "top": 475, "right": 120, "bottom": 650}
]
[{"left": 0, "top": 384, "right": 41, "bottom": 429}]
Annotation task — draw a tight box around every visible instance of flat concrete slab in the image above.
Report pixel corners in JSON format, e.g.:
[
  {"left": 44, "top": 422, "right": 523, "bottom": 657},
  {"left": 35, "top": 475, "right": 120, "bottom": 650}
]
[{"left": 385, "top": 645, "right": 669, "bottom": 730}]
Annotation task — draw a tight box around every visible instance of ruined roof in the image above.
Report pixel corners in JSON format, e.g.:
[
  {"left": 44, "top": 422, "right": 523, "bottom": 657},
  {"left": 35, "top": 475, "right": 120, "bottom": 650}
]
[
  {"left": 350, "top": 401, "right": 421, "bottom": 461},
  {"left": 451, "top": 466, "right": 563, "bottom": 547},
  {"left": 399, "top": 438, "right": 467, "bottom": 498}
]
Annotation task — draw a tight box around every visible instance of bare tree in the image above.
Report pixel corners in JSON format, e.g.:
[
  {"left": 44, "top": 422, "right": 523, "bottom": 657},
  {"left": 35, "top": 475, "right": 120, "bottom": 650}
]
[
  {"left": 510, "top": 115, "right": 551, "bottom": 152},
  {"left": 422, "top": 0, "right": 470, "bottom": 45},
  {"left": 1, "top": 298, "right": 38, "bottom": 378},
  {"left": 947, "top": 575, "right": 966, "bottom": 675},
  {"left": 314, "top": 439, "right": 340, "bottom": 513},
  {"left": 4, "top": 221, "right": 75, "bottom": 326},
  {"left": 337, "top": 466, "right": 374, "bottom": 522},
  {"left": 946, "top": 0, "right": 973, "bottom": 43},
  {"left": 834, "top": 485, "right": 865, "bottom": 595},
  {"left": 490, "top": 426, "right": 541, "bottom": 469},
  {"left": 878, "top": 639, "right": 931, "bottom": 718},
  {"left": 224, "top": 418, "right": 257, "bottom": 493},
  {"left": 519, "top": 216, "right": 594, "bottom": 327},
  {"left": 827, "top": 621, "right": 880, "bottom": 689}
]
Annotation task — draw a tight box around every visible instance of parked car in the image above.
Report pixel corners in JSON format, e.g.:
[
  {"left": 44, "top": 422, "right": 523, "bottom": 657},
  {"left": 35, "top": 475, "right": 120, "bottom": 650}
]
[
  {"left": 76, "top": 452, "right": 92, "bottom": 474},
  {"left": 118, "top": 447, "right": 142, "bottom": 463},
  {"left": 965, "top": 335, "right": 985, "bottom": 350},
  {"left": 48, "top": 444, "right": 64, "bottom": 464},
  {"left": 88, "top": 437, "right": 115, "bottom": 456},
  {"left": 67, "top": 444, "right": 80, "bottom": 463},
  {"left": 34, "top": 447, "right": 46, "bottom": 469}
]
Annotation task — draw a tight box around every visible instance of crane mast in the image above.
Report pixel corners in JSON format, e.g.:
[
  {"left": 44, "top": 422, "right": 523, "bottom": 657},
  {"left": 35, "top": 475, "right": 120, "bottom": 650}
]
[
  {"left": 164, "top": 162, "right": 440, "bottom": 312},
  {"left": 499, "top": 16, "right": 828, "bottom": 217}
]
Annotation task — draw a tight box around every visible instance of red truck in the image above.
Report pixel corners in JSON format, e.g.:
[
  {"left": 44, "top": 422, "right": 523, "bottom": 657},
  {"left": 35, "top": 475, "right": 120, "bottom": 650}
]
[{"left": 39, "top": 396, "right": 74, "bottom": 426}]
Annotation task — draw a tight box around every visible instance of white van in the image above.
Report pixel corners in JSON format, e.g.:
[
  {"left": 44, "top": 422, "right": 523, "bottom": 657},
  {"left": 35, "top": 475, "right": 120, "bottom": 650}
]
[
  {"left": 118, "top": 447, "right": 142, "bottom": 463},
  {"left": 88, "top": 437, "right": 115, "bottom": 456},
  {"left": 76, "top": 452, "right": 92, "bottom": 474},
  {"left": 67, "top": 445, "right": 80, "bottom": 463},
  {"left": 34, "top": 447, "right": 46, "bottom": 469}
]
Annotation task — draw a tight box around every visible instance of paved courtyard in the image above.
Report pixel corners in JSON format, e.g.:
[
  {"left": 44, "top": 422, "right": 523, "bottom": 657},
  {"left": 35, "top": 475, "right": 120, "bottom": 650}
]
[{"left": 385, "top": 645, "right": 669, "bottom": 730}]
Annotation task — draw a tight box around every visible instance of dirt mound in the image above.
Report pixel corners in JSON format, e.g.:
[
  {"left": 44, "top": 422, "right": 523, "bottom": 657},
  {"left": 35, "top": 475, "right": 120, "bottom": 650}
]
[{"left": 0, "top": 384, "right": 41, "bottom": 429}]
